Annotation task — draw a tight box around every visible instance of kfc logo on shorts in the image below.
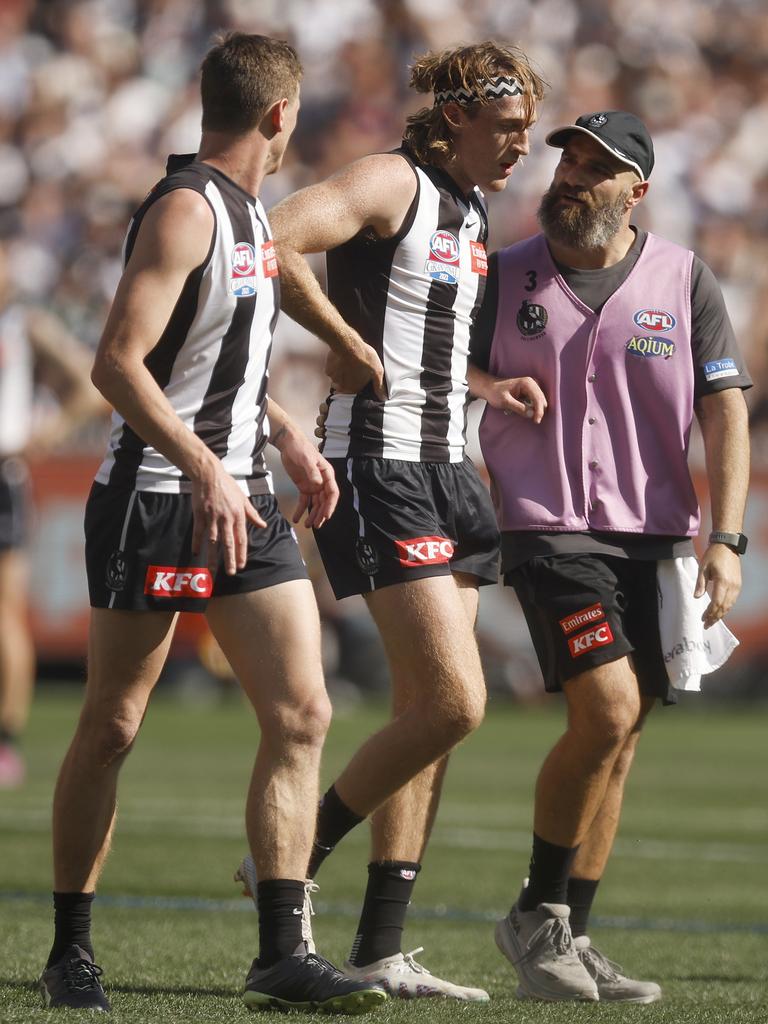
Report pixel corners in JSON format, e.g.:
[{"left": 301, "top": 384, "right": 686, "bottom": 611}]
[
  {"left": 230, "top": 242, "right": 257, "bottom": 297},
  {"left": 559, "top": 602, "right": 605, "bottom": 635},
  {"left": 144, "top": 566, "right": 213, "bottom": 598},
  {"left": 395, "top": 535, "right": 455, "bottom": 567},
  {"left": 568, "top": 622, "right": 614, "bottom": 658}
]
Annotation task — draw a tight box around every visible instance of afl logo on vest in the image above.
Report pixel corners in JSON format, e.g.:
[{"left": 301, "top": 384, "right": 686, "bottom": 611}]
[
  {"left": 230, "top": 242, "right": 258, "bottom": 297},
  {"left": 425, "top": 230, "right": 460, "bottom": 284},
  {"left": 517, "top": 300, "right": 548, "bottom": 338},
  {"left": 633, "top": 308, "right": 676, "bottom": 332}
]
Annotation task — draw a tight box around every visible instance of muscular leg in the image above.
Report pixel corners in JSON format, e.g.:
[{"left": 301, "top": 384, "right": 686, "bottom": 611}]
[
  {"left": 567, "top": 693, "right": 655, "bottom": 938},
  {"left": 205, "top": 580, "right": 331, "bottom": 883},
  {"left": 335, "top": 574, "right": 485, "bottom": 822},
  {"left": 0, "top": 548, "right": 35, "bottom": 737},
  {"left": 367, "top": 573, "right": 481, "bottom": 864},
  {"left": 53, "top": 609, "right": 178, "bottom": 892}
]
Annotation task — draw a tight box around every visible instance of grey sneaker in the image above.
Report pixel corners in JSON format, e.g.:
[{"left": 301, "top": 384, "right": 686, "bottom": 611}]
[
  {"left": 343, "top": 947, "right": 489, "bottom": 1001},
  {"left": 495, "top": 902, "right": 598, "bottom": 1001},
  {"left": 39, "top": 945, "right": 110, "bottom": 1011},
  {"left": 244, "top": 951, "right": 387, "bottom": 1014},
  {"left": 235, "top": 854, "right": 318, "bottom": 954},
  {"left": 575, "top": 936, "right": 661, "bottom": 1003}
]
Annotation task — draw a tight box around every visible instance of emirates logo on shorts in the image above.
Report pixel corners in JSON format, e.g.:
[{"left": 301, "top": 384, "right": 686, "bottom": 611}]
[
  {"left": 559, "top": 602, "right": 604, "bottom": 635},
  {"left": 144, "top": 566, "right": 213, "bottom": 598},
  {"left": 395, "top": 536, "right": 455, "bottom": 567}
]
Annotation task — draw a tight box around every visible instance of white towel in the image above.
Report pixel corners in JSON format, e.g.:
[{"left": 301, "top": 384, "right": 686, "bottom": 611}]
[{"left": 657, "top": 556, "right": 739, "bottom": 692}]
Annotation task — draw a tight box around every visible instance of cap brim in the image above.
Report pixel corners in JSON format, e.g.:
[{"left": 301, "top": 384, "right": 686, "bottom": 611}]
[{"left": 545, "top": 125, "right": 645, "bottom": 181}]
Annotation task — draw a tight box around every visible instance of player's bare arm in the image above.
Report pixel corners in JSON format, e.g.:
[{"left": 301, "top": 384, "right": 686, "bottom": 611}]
[
  {"left": 466, "top": 363, "right": 547, "bottom": 423},
  {"left": 267, "top": 398, "right": 339, "bottom": 528},
  {"left": 91, "top": 188, "right": 266, "bottom": 575},
  {"left": 693, "top": 386, "right": 750, "bottom": 627},
  {"left": 270, "top": 154, "right": 418, "bottom": 398}
]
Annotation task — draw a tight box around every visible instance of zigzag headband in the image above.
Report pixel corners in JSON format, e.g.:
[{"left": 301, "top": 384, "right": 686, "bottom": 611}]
[{"left": 434, "top": 76, "right": 524, "bottom": 106}]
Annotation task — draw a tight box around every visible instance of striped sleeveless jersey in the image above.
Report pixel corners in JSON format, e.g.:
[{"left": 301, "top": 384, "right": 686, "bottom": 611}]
[
  {"left": 321, "top": 146, "right": 489, "bottom": 463},
  {"left": 96, "top": 155, "right": 279, "bottom": 494}
]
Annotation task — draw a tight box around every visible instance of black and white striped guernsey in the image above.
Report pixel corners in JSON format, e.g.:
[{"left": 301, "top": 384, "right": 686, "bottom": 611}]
[
  {"left": 321, "top": 145, "right": 489, "bottom": 463},
  {"left": 95, "top": 155, "right": 279, "bottom": 495}
]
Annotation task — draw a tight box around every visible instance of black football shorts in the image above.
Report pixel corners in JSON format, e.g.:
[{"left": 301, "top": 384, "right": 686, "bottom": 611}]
[
  {"left": 314, "top": 456, "right": 500, "bottom": 599},
  {"left": 0, "top": 457, "right": 30, "bottom": 552},
  {"left": 506, "top": 552, "right": 672, "bottom": 701},
  {"left": 85, "top": 483, "right": 308, "bottom": 612}
]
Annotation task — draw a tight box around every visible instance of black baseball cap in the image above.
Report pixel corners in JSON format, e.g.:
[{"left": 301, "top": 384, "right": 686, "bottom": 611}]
[{"left": 546, "top": 111, "right": 654, "bottom": 181}]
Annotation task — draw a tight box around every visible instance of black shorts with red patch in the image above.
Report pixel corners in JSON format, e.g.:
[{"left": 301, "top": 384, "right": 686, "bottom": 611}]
[
  {"left": 314, "top": 457, "right": 500, "bottom": 599},
  {"left": 506, "top": 552, "right": 672, "bottom": 701},
  {"left": 85, "top": 483, "right": 308, "bottom": 612}
]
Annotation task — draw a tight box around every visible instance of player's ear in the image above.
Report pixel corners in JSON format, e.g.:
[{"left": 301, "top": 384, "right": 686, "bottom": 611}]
[
  {"left": 441, "top": 101, "right": 464, "bottom": 133},
  {"left": 269, "top": 98, "right": 289, "bottom": 135}
]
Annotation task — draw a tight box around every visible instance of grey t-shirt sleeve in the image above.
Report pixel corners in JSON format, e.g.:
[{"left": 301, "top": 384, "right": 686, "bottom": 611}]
[
  {"left": 691, "top": 256, "right": 753, "bottom": 398},
  {"left": 468, "top": 250, "right": 499, "bottom": 373}
]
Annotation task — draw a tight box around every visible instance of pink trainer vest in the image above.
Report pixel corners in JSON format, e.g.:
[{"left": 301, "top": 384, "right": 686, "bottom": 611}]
[{"left": 479, "top": 232, "right": 698, "bottom": 535}]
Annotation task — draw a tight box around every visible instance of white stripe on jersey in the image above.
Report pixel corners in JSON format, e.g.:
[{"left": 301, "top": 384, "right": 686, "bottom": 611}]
[
  {"left": 0, "top": 307, "right": 33, "bottom": 456},
  {"left": 322, "top": 164, "right": 486, "bottom": 463}
]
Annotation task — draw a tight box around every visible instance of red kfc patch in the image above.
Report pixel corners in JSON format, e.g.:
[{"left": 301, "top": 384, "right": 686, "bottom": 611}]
[
  {"left": 470, "top": 241, "right": 488, "bottom": 276},
  {"left": 395, "top": 536, "right": 455, "bottom": 567},
  {"left": 568, "top": 622, "right": 614, "bottom": 658},
  {"left": 144, "top": 566, "right": 213, "bottom": 598},
  {"left": 559, "top": 602, "right": 605, "bottom": 635}
]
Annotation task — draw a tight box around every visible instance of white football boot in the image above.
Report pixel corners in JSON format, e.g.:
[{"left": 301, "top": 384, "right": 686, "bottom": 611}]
[{"left": 343, "top": 947, "right": 489, "bottom": 1001}]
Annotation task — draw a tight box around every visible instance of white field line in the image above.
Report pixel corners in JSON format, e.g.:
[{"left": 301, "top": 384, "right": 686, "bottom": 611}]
[{"left": 2, "top": 808, "right": 767, "bottom": 864}]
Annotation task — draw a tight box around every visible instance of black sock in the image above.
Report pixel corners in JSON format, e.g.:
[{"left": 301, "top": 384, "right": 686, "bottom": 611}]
[
  {"left": 518, "top": 834, "right": 579, "bottom": 910},
  {"left": 0, "top": 726, "right": 18, "bottom": 746},
  {"left": 307, "top": 785, "right": 364, "bottom": 878},
  {"left": 256, "top": 879, "right": 305, "bottom": 967},
  {"left": 47, "top": 892, "right": 95, "bottom": 966},
  {"left": 567, "top": 877, "right": 600, "bottom": 938},
  {"left": 348, "top": 861, "right": 420, "bottom": 967}
]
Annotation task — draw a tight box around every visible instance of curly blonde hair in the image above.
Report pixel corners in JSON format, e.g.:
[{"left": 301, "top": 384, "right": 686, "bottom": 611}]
[{"left": 404, "top": 41, "right": 546, "bottom": 165}]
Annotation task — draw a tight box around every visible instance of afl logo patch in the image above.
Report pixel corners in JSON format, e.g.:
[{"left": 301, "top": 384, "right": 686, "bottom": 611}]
[
  {"left": 429, "top": 230, "right": 460, "bottom": 264},
  {"left": 517, "top": 300, "right": 548, "bottom": 338},
  {"left": 355, "top": 539, "right": 380, "bottom": 575},
  {"left": 230, "top": 242, "right": 257, "bottom": 297},
  {"left": 425, "top": 230, "right": 460, "bottom": 284},
  {"left": 633, "top": 309, "right": 676, "bottom": 333}
]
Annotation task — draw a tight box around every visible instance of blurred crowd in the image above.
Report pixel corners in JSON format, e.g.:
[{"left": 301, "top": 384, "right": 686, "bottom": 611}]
[{"left": 1, "top": 0, "right": 766, "bottom": 695}]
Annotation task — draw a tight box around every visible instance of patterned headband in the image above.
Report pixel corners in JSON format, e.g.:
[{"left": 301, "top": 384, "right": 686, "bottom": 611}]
[{"left": 434, "top": 76, "right": 524, "bottom": 106}]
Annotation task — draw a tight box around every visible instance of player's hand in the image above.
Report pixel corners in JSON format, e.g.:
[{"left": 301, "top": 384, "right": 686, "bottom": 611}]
[
  {"left": 486, "top": 376, "right": 547, "bottom": 423},
  {"left": 274, "top": 425, "right": 339, "bottom": 528},
  {"left": 191, "top": 458, "right": 266, "bottom": 576},
  {"left": 694, "top": 544, "right": 742, "bottom": 629},
  {"left": 326, "top": 338, "right": 387, "bottom": 400}
]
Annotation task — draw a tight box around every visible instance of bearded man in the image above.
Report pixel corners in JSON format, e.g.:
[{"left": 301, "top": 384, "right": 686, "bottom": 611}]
[{"left": 469, "top": 111, "right": 751, "bottom": 1003}]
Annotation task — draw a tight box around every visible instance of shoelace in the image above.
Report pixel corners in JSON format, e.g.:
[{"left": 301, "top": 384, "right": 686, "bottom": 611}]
[
  {"left": 303, "top": 880, "right": 319, "bottom": 918},
  {"left": 64, "top": 957, "right": 104, "bottom": 992},
  {"left": 516, "top": 916, "right": 576, "bottom": 965},
  {"left": 399, "top": 947, "right": 431, "bottom": 975},
  {"left": 580, "top": 945, "right": 624, "bottom": 982}
]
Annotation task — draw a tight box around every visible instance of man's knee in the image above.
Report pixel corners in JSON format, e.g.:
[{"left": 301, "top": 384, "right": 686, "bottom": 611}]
[
  {"left": 76, "top": 704, "right": 144, "bottom": 768},
  {"left": 262, "top": 691, "right": 332, "bottom": 751},
  {"left": 567, "top": 672, "right": 642, "bottom": 752}
]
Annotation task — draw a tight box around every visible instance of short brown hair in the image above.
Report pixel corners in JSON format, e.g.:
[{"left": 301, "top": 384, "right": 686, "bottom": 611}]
[
  {"left": 201, "top": 33, "right": 302, "bottom": 134},
  {"left": 404, "top": 41, "right": 546, "bottom": 164}
]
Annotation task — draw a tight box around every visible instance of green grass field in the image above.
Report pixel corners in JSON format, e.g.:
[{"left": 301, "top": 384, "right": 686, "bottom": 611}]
[{"left": 2, "top": 685, "right": 767, "bottom": 1023}]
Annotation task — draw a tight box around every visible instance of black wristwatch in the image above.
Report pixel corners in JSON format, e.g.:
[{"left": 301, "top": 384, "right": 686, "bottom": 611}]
[{"left": 708, "top": 531, "right": 748, "bottom": 555}]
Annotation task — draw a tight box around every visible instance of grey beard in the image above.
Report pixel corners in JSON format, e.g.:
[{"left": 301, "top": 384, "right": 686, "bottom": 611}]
[{"left": 537, "top": 187, "right": 629, "bottom": 250}]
